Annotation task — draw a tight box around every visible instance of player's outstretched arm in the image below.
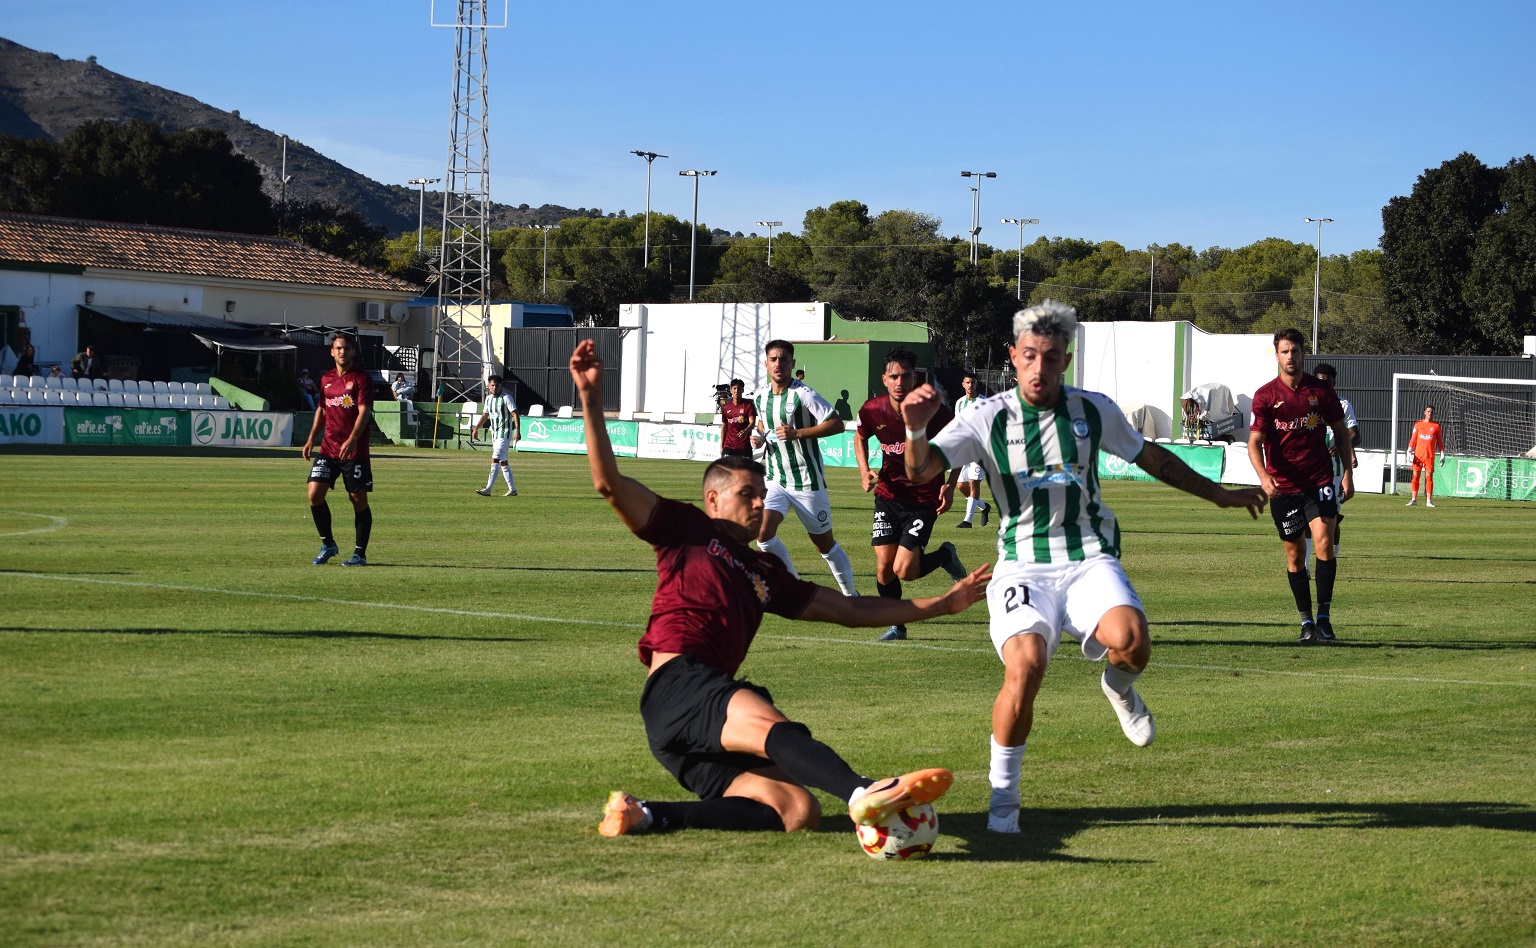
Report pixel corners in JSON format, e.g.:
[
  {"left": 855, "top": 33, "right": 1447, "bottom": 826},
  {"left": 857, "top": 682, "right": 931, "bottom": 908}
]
[
  {"left": 898, "top": 384, "right": 948, "bottom": 484},
  {"left": 798, "top": 563, "right": 992, "bottom": 627},
  {"left": 570, "top": 339, "right": 658, "bottom": 533},
  {"left": 1136, "top": 441, "right": 1267, "bottom": 518}
]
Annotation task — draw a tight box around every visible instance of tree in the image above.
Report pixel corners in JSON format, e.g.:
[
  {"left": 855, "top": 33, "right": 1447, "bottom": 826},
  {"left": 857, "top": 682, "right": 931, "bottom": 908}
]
[
  {"left": 563, "top": 257, "right": 671, "bottom": 326},
  {"left": 1463, "top": 156, "right": 1536, "bottom": 353},
  {"left": 1164, "top": 238, "right": 1315, "bottom": 333},
  {"left": 281, "top": 200, "right": 386, "bottom": 268}
]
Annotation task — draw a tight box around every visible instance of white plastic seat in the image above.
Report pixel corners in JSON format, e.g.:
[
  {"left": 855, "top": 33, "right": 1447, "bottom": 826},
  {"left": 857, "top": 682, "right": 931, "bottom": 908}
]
[
  {"left": 0, "top": 388, "right": 17, "bottom": 405},
  {"left": 9, "top": 375, "right": 23, "bottom": 388},
  {"left": 42, "top": 389, "right": 63, "bottom": 403},
  {"left": 106, "top": 378, "right": 122, "bottom": 392},
  {"left": 194, "top": 382, "right": 212, "bottom": 395},
  {"left": 91, "top": 391, "right": 108, "bottom": 406},
  {"left": 43, "top": 376, "right": 61, "bottom": 389},
  {"left": 106, "top": 393, "right": 126, "bottom": 407},
  {"left": 211, "top": 396, "right": 230, "bottom": 410},
  {"left": 557, "top": 405, "right": 574, "bottom": 418},
  {"left": 527, "top": 405, "right": 544, "bottom": 417},
  {"left": 151, "top": 380, "right": 169, "bottom": 394},
  {"left": 165, "top": 381, "right": 183, "bottom": 393}
]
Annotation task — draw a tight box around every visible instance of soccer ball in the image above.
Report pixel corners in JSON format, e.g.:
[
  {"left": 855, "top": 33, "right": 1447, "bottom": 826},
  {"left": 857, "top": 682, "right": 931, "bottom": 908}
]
[{"left": 855, "top": 803, "right": 939, "bottom": 860}]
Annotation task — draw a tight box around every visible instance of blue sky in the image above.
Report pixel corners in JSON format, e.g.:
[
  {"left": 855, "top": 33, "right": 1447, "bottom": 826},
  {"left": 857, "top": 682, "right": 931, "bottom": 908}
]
[{"left": 5, "top": 0, "right": 1534, "bottom": 254}]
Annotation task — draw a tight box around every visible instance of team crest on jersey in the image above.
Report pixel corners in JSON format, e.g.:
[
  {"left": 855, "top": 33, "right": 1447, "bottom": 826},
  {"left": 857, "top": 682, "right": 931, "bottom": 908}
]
[
  {"left": 1307, "top": 395, "right": 1317, "bottom": 406},
  {"left": 1071, "top": 418, "right": 1090, "bottom": 438}
]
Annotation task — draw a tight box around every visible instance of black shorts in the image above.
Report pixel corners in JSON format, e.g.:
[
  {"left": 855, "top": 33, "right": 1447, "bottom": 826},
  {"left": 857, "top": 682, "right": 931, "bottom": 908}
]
[
  {"left": 1270, "top": 485, "right": 1338, "bottom": 541},
  {"left": 871, "top": 495, "right": 938, "bottom": 550},
  {"left": 308, "top": 455, "right": 373, "bottom": 493},
  {"left": 639, "top": 655, "right": 775, "bottom": 800},
  {"left": 720, "top": 446, "right": 754, "bottom": 459}
]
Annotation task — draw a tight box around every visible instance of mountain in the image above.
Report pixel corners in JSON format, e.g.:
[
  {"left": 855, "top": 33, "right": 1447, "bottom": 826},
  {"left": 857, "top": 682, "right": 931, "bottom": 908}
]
[{"left": 0, "top": 37, "right": 606, "bottom": 236}]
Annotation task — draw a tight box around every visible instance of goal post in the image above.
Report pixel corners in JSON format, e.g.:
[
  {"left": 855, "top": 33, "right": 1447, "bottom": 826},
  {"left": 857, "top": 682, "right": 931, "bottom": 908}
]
[{"left": 1390, "top": 373, "right": 1536, "bottom": 499}]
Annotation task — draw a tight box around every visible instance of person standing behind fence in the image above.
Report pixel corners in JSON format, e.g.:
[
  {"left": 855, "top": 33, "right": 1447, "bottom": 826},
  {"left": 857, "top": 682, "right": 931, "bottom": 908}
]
[
  {"left": 473, "top": 375, "right": 520, "bottom": 497},
  {"left": 1406, "top": 405, "right": 1445, "bottom": 508},
  {"left": 720, "top": 379, "right": 756, "bottom": 459},
  {"left": 302, "top": 333, "right": 374, "bottom": 567}
]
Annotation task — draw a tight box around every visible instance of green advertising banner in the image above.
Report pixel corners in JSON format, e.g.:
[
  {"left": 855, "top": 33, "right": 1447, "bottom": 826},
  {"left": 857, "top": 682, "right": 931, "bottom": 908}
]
[
  {"left": 516, "top": 418, "right": 638, "bottom": 456},
  {"left": 63, "top": 408, "right": 189, "bottom": 446},
  {"left": 1098, "top": 442, "right": 1224, "bottom": 482},
  {"left": 1444, "top": 456, "right": 1536, "bottom": 502}
]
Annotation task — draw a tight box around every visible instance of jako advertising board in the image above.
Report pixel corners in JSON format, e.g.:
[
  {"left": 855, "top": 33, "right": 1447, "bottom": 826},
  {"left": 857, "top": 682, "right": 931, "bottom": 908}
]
[
  {"left": 0, "top": 405, "right": 63, "bottom": 445},
  {"left": 189, "top": 411, "right": 293, "bottom": 448}
]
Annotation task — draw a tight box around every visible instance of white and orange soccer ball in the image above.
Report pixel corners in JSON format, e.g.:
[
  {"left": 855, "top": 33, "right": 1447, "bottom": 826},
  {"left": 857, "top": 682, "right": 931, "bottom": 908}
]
[{"left": 855, "top": 803, "right": 939, "bottom": 860}]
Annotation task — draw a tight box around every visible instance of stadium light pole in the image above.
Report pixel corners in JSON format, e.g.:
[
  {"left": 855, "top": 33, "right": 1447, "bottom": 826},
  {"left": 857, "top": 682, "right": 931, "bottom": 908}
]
[
  {"left": 407, "top": 177, "right": 441, "bottom": 254},
  {"left": 1001, "top": 217, "right": 1038, "bottom": 300},
  {"left": 1148, "top": 245, "right": 1156, "bottom": 317},
  {"left": 631, "top": 150, "right": 667, "bottom": 268},
  {"left": 680, "top": 170, "right": 716, "bottom": 300},
  {"left": 960, "top": 171, "right": 996, "bottom": 266},
  {"left": 535, "top": 224, "right": 556, "bottom": 296},
  {"left": 1304, "top": 217, "right": 1333, "bottom": 353},
  {"left": 756, "top": 221, "right": 781, "bottom": 266}
]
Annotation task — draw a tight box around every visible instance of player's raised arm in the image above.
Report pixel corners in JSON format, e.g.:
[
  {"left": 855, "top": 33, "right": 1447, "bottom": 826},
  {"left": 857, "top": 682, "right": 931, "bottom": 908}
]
[
  {"left": 798, "top": 563, "right": 992, "bottom": 627},
  {"left": 570, "top": 339, "right": 658, "bottom": 533},
  {"left": 1136, "top": 440, "right": 1267, "bottom": 518},
  {"left": 898, "top": 384, "right": 948, "bottom": 484}
]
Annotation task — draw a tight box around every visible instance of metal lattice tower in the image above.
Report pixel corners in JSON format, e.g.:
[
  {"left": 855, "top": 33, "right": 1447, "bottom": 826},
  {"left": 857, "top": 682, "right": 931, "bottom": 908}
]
[{"left": 431, "top": 0, "right": 505, "bottom": 400}]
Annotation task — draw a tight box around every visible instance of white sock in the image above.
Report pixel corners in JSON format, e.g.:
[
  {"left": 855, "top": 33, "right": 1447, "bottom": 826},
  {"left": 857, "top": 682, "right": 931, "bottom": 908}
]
[
  {"left": 757, "top": 537, "right": 798, "bottom": 577},
  {"left": 963, "top": 496, "right": 977, "bottom": 522},
  {"left": 485, "top": 465, "right": 498, "bottom": 489},
  {"left": 1103, "top": 662, "right": 1142, "bottom": 697},
  {"left": 821, "top": 542, "right": 858, "bottom": 596},
  {"left": 501, "top": 464, "right": 516, "bottom": 490},
  {"left": 989, "top": 735, "right": 1026, "bottom": 798}
]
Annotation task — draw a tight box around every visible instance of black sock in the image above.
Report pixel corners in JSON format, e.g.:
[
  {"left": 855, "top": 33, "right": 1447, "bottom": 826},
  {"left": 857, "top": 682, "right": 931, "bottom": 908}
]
[
  {"left": 310, "top": 503, "right": 333, "bottom": 545},
  {"left": 1315, "top": 558, "right": 1337, "bottom": 616},
  {"left": 763, "top": 721, "right": 867, "bottom": 802},
  {"left": 917, "top": 546, "right": 950, "bottom": 578},
  {"left": 876, "top": 578, "right": 902, "bottom": 600},
  {"left": 644, "top": 798, "right": 784, "bottom": 832},
  {"left": 1287, "top": 569, "right": 1313, "bottom": 622},
  {"left": 354, "top": 506, "right": 372, "bottom": 554}
]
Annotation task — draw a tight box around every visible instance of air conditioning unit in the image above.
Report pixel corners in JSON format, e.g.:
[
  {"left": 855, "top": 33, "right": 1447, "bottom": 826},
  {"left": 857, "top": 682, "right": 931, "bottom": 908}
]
[{"left": 359, "top": 302, "right": 384, "bottom": 323}]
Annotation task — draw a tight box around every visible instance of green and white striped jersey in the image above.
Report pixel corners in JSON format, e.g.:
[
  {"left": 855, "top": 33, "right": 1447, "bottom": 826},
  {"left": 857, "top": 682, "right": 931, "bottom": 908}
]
[
  {"left": 955, "top": 394, "right": 980, "bottom": 413},
  {"left": 754, "top": 380, "right": 835, "bottom": 492},
  {"left": 1328, "top": 398, "right": 1358, "bottom": 478},
  {"left": 482, "top": 392, "right": 519, "bottom": 439},
  {"left": 930, "top": 387, "right": 1147, "bottom": 565}
]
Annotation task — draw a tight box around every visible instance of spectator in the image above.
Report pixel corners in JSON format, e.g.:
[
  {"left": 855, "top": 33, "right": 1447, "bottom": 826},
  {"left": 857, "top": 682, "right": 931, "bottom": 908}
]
[
  {"left": 71, "top": 345, "right": 105, "bottom": 380},
  {"left": 14, "top": 344, "right": 37, "bottom": 377},
  {"left": 391, "top": 373, "right": 415, "bottom": 403},
  {"left": 47, "top": 365, "right": 64, "bottom": 381},
  {"left": 298, "top": 369, "right": 319, "bottom": 410}
]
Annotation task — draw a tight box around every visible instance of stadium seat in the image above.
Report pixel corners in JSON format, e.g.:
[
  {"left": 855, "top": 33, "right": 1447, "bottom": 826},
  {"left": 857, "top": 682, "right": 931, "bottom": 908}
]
[
  {"left": 194, "top": 382, "right": 212, "bottom": 395},
  {"left": 41, "top": 389, "right": 62, "bottom": 403},
  {"left": 106, "top": 393, "right": 126, "bottom": 407},
  {"left": 91, "top": 391, "right": 109, "bottom": 406},
  {"left": 527, "top": 405, "right": 544, "bottom": 417},
  {"left": 42, "top": 375, "right": 61, "bottom": 389},
  {"left": 211, "top": 396, "right": 230, "bottom": 410},
  {"left": 152, "top": 394, "right": 171, "bottom": 408},
  {"left": 557, "top": 405, "right": 574, "bottom": 418},
  {"left": 107, "top": 378, "right": 123, "bottom": 392},
  {"left": 0, "top": 388, "right": 16, "bottom": 405},
  {"left": 166, "top": 381, "right": 183, "bottom": 393},
  {"left": 152, "top": 380, "right": 170, "bottom": 394},
  {"left": 9, "top": 375, "right": 24, "bottom": 388}
]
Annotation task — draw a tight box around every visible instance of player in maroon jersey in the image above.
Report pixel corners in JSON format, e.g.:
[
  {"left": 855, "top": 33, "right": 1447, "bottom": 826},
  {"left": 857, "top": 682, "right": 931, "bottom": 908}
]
[
  {"left": 718, "top": 378, "right": 756, "bottom": 459},
  {"left": 1247, "top": 328, "right": 1355, "bottom": 644},
  {"left": 301, "top": 333, "right": 374, "bottom": 567},
  {"left": 854, "top": 347, "right": 968, "bottom": 641},
  {"left": 569, "top": 338, "right": 990, "bottom": 838}
]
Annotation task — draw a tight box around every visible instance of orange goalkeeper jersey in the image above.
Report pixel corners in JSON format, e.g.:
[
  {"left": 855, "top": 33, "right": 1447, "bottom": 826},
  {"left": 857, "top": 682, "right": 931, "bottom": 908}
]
[{"left": 1410, "top": 420, "right": 1443, "bottom": 461}]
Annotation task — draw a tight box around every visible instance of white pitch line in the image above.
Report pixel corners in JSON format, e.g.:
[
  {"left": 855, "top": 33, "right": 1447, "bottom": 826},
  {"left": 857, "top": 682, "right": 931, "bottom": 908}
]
[
  {"left": 3, "top": 572, "right": 641, "bottom": 628},
  {"left": 0, "top": 512, "right": 69, "bottom": 537},
  {"left": 6, "top": 572, "right": 1532, "bottom": 689}
]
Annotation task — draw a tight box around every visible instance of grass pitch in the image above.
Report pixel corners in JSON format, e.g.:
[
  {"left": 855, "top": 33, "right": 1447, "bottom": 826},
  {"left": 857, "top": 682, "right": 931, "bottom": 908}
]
[{"left": 1, "top": 446, "right": 1533, "bottom": 946}]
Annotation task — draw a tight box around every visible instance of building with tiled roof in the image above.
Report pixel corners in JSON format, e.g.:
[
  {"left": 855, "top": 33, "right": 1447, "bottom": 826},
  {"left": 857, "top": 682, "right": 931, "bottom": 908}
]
[{"left": 0, "top": 211, "right": 424, "bottom": 378}]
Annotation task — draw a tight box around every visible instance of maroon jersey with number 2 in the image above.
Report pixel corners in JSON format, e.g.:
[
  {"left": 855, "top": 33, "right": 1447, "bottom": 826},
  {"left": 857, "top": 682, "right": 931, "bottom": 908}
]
[
  {"left": 855, "top": 395, "right": 954, "bottom": 506},
  {"left": 634, "top": 497, "right": 817, "bottom": 676}
]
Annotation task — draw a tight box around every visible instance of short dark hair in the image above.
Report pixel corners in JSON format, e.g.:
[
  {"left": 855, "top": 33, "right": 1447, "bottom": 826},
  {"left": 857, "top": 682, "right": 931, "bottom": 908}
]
[
  {"left": 961, "top": 370, "right": 977, "bottom": 382},
  {"left": 703, "top": 454, "right": 764, "bottom": 490},
  {"left": 729, "top": 378, "right": 744, "bottom": 388},
  {"left": 1273, "top": 328, "right": 1305, "bottom": 351},
  {"left": 327, "top": 332, "right": 354, "bottom": 348},
  {"left": 884, "top": 346, "right": 917, "bottom": 372},
  {"left": 765, "top": 339, "right": 794, "bottom": 358},
  {"left": 1313, "top": 362, "right": 1337, "bottom": 383},
  {"left": 487, "top": 374, "right": 503, "bottom": 384}
]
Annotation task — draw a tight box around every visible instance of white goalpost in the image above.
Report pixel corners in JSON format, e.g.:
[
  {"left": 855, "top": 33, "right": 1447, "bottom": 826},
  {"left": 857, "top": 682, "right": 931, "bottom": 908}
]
[{"left": 1389, "top": 373, "right": 1536, "bottom": 496}]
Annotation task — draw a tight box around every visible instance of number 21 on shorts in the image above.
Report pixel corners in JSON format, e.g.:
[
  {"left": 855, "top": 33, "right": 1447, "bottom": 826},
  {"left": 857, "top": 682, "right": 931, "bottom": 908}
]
[{"left": 1002, "top": 582, "right": 1031, "bottom": 613}]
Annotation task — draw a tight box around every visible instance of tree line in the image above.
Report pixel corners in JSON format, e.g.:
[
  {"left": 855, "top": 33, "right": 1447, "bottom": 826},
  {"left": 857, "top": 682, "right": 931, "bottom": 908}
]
[{"left": 2, "top": 122, "right": 1529, "bottom": 364}]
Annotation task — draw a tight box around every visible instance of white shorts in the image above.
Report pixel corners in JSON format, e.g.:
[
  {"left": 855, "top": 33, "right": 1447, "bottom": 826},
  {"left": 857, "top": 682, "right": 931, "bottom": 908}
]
[
  {"left": 491, "top": 437, "right": 513, "bottom": 461},
  {"left": 986, "top": 556, "right": 1144, "bottom": 664},
  {"left": 1332, "top": 474, "right": 1349, "bottom": 505},
  {"left": 959, "top": 462, "right": 985, "bottom": 483},
  {"left": 764, "top": 480, "right": 834, "bottom": 535}
]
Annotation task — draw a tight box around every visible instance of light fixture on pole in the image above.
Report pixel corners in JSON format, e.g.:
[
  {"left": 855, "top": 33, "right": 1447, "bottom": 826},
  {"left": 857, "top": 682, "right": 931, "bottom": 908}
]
[
  {"left": 1001, "top": 217, "right": 1038, "bottom": 300},
  {"left": 680, "top": 170, "right": 716, "bottom": 300},
  {"left": 960, "top": 171, "right": 996, "bottom": 266},
  {"left": 756, "top": 220, "right": 781, "bottom": 266},
  {"left": 631, "top": 150, "right": 667, "bottom": 268},
  {"left": 1303, "top": 217, "right": 1333, "bottom": 353},
  {"left": 1148, "top": 246, "right": 1156, "bottom": 317},
  {"left": 407, "top": 177, "right": 441, "bottom": 254},
  {"left": 535, "top": 224, "right": 556, "bottom": 296}
]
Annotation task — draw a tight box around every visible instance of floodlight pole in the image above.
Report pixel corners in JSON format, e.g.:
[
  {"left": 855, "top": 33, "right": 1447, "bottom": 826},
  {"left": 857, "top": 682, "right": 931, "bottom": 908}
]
[
  {"left": 1304, "top": 217, "right": 1333, "bottom": 353},
  {"left": 756, "top": 220, "right": 781, "bottom": 266},
  {"left": 1149, "top": 246, "right": 1156, "bottom": 317},
  {"left": 536, "top": 224, "right": 555, "bottom": 296},
  {"left": 960, "top": 170, "right": 996, "bottom": 266},
  {"left": 407, "top": 177, "right": 441, "bottom": 253},
  {"left": 680, "top": 170, "right": 716, "bottom": 300},
  {"left": 631, "top": 150, "right": 667, "bottom": 268},
  {"left": 1001, "top": 217, "right": 1037, "bottom": 300}
]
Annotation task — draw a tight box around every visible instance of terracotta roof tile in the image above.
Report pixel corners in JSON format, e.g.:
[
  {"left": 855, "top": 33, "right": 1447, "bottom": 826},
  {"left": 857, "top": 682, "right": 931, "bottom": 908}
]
[{"left": 0, "top": 212, "right": 422, "bottom": 295}]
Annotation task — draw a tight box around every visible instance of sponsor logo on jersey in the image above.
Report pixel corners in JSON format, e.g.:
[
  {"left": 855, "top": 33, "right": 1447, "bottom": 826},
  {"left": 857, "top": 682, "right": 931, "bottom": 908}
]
[{"left": 1016, "top": 463, "right": 1087, "bottom": 491}]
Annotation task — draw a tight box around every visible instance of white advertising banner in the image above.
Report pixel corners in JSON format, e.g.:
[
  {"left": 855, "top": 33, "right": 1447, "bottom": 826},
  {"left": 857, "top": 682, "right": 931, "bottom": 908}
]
[
  {"left": 189, "top": 410, "right": 294, "bottom": 448},
  {"left": 0, "top": 405, "right": 63, "bottom": 444},
  {"left": 637, "top": 422, "right": 719, "bottom": 461}
]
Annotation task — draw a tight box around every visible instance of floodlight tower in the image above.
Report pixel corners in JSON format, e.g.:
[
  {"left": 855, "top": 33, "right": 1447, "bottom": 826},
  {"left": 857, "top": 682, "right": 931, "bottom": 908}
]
[{"left": 430, "top": 0, "right": 507, "bottom": 400}]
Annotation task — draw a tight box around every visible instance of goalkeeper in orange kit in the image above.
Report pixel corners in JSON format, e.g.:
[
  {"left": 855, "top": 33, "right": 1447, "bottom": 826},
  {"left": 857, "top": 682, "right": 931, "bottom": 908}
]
[{"left": 1406, "top": 405, "right": 1445, "bottom": 507}]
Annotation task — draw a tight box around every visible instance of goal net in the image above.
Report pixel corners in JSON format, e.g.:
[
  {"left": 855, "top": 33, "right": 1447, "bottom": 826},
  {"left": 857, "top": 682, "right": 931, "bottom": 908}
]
[{"left": 1390, "top": 373, "right": 1536, "bottom": 497}]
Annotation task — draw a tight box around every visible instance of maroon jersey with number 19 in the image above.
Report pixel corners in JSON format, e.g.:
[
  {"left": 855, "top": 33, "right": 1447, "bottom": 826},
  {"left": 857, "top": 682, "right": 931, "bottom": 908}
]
[
  {"left": 319, "top": 367, "right": 374, "bottom": 459},
  {"left": 855, "top": 395, "right": 954, "bottom": 506}
]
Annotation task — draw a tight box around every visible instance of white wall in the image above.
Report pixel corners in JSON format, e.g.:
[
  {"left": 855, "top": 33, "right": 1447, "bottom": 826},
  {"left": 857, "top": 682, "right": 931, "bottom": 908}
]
[
  {"left": 618, "top": 302, "right": 828, "bottom": 415},
  {"left": 1187, "top": 327, "right": 1275, "bottom": 430}
]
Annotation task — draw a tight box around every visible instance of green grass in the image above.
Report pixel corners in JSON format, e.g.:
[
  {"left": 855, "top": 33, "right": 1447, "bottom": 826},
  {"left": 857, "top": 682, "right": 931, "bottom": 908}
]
[{"left": 2, "top": 447, "right": 1533, "bottom": 946}]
